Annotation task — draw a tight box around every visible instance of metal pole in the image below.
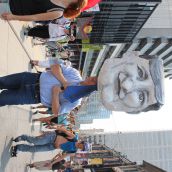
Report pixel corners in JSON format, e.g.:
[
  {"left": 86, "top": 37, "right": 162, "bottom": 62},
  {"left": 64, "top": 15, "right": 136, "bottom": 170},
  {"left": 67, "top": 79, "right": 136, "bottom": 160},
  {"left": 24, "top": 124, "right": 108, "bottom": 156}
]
[{"left": 7, "top": 21, "right": 39, "bottom": 72}]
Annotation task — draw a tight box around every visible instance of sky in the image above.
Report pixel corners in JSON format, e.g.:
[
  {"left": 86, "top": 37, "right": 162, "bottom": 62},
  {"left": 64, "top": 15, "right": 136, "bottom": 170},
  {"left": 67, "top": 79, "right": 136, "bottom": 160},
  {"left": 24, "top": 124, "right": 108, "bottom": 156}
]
[{"left": 80, "top": 79, "right": 172, "bottom": 132}]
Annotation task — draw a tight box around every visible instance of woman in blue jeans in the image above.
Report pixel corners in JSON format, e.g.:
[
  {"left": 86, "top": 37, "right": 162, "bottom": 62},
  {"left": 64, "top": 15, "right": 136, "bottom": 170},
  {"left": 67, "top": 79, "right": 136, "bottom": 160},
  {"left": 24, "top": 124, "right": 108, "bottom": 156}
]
[{"left": 11, "top": 125, "right": 89, "bottom": 157}]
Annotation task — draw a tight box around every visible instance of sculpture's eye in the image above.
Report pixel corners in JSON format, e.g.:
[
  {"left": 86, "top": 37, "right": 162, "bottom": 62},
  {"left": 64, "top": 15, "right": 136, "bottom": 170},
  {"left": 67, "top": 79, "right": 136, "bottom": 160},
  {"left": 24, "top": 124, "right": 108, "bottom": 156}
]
[
  {"left": 137, "top": 65, "right": 147, "bottom": 80},
  {"left": 138, "top": 91, "right": 145, "bottom": 104},
  {"left": 137, "top": 66, "right": 143, "bottom": 78}
]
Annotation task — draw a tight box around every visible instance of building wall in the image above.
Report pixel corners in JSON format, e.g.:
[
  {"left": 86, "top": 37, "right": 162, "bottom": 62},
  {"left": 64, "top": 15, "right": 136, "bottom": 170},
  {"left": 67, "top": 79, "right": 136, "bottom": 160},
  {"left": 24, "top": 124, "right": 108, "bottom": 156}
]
[
  {"left": 93, "top": 130, "right": 172, "bottom": 172},
  {"left": 136, "top": 0, "right": 172, "bottom": 38},
  {"left": 116, "top": 0, "right": 172, "bottom": 79},
  {"left": 143, "top": 0, "right": 172, "bottom": 28}
]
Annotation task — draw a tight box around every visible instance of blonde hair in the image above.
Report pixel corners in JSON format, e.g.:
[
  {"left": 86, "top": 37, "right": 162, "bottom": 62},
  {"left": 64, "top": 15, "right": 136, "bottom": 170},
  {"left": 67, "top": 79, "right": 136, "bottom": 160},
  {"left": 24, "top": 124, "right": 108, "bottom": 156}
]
[{"left": 64, "top": 0, "right": 88, "bottom": 19}]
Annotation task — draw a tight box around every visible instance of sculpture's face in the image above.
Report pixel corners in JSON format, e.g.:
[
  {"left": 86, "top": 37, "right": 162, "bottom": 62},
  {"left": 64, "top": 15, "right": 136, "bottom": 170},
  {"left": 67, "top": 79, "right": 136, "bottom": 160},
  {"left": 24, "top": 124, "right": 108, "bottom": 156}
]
[{"left": 98, "top": 52, "right": 160, "bottom": 113}]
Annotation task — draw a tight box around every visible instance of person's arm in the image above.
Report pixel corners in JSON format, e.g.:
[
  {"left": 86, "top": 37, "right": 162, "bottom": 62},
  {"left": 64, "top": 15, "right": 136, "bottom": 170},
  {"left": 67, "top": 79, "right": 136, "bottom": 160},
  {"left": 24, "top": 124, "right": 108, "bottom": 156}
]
[
  {"left": 57, "top": 126, "right": 75, "bottom": 139},
  {"left": 37, "top": 59, "right": 51, "bottom": 68},
  {"left": 51, "top": 64, "right": 68, "bottom": 89},
  {"left": 51, "top": 153, "right": 62, "bottom": 162},
  {"left": 51, "top": 155, "right": 64, "bottom": 164},
  {"left": 31, "top": 104, "right": 47, "bottom": 109},
  {"left": 33, "top": 116, "right": 54, "bottom": 124},
  {"left": 52, "top": 86, "right": 62, "bottom": 117},
  {"left": 1, "top": 11, "right": 63, "bottom": 21},
  {"left": 48, "top": 35, "right": 66, "bottom": 42},
  {"left": 46, "top": 124, "right": 64, "bottom": 129},
  {"left": 49, "top": 125, "right": 75, "bottom": 139},
  {"left": 52, "top": 153, "right": 75, "bottom": 164},
  {"left": 51, "top": 87, "right": 80, "bottom": 118}
]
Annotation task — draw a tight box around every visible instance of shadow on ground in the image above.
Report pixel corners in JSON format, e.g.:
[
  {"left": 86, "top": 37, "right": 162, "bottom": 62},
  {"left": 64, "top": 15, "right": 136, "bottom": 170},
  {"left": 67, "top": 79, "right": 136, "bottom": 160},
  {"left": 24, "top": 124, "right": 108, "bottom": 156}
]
[
  {"left": 20, "top": 26, "right": 26, "bottom": 42},
  {"left": 0, "top": 137, "right": 13, "bottom": 171}
]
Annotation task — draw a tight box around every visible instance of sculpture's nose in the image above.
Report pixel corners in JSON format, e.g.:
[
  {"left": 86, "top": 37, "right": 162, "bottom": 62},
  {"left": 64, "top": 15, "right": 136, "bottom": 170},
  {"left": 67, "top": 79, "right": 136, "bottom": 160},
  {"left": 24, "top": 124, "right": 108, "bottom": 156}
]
[{"left": 119, "top": 73, "right": 133, "bottom": 98}]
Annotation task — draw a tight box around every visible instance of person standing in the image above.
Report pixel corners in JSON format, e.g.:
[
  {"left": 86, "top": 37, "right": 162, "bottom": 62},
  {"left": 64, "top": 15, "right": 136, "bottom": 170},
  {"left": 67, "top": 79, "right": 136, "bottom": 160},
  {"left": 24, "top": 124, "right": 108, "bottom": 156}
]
[
  {"left": 11, "top": 125, "right": 90, "bottom": 156},
  {"left": 27, "top": 153, "right": 71, "bottom": 171},
  {"left": 0, "top": 63, "right": 97, "bottom": 118},
  {"left": 24, "top": 22, "right": 76, "bottom": 42},
  {"left": 1, "top": 0, "right": 88, "bottom": 21}
]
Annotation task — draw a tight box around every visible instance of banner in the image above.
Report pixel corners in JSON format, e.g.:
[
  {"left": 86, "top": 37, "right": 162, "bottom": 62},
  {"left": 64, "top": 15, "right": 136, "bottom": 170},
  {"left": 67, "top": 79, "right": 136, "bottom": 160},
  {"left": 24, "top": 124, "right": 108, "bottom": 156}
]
[
  {"left": 76, "top": 17, "right": 93, "bottom": 39},
  {"left": 88, "top": 158, "right": 103, "bottom": 165},
  {"left": 82, "top": 44, "right": 103, "bottom": 52}
]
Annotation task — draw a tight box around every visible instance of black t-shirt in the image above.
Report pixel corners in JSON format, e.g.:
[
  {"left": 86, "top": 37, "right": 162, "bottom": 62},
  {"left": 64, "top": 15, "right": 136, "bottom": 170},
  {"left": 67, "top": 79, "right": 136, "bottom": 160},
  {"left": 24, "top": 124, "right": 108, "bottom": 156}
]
[{"left": 10, "top": 0, "right": 65, "bottom": 15}]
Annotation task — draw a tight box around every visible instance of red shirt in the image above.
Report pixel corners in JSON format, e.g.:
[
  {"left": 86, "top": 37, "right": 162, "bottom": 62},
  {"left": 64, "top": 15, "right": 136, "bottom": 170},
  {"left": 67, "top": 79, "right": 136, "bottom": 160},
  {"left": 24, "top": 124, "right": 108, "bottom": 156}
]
[{"left": 81, "top": 0, "right": 101, "bottom": 12}]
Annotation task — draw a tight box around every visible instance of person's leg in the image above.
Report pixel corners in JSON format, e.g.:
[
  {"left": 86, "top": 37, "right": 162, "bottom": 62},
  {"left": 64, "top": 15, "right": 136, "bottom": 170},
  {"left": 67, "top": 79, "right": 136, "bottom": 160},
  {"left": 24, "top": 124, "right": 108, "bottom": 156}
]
[
  {"left": 32, "top": 105, "right": 47, "bottom": 109},
  {"left": 0, "top": 72, "right": 40, "bottom": 106},
  {"left": 0, "top": 89, "right": 36, "bottom": 106},
  {"left": 32, "top": 116, "right": 53, "bottom": 125},
  {"left": 0, "top": 83, "right": 39, "bottom": 106},
  {"left": 32, "top": 110, "right": 50, "bottom": 115},
  {"left": 27, "top": 25, "right": 49, "bottom": 39},
  {"left": 14, "top": 132, "right": 56, "bottom": 145},
  {"left": 38, "top": 110, "right": 49, "bottom": 114},
  {"left": 16, "top": 143, "right": 55, "bottom": 153},
  {"left": 32, "top": 160, "right": 52, "bottom": 170},
  {"left": 0, "top": 72, "right": 38, "bottom": 89}
]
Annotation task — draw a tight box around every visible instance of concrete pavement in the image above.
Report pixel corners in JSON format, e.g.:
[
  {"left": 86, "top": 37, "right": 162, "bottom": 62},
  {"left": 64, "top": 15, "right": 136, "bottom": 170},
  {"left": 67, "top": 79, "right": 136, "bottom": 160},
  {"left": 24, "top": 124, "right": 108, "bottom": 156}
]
[{"left": 0, "top": 4, "right": 57, "bottom": 172}]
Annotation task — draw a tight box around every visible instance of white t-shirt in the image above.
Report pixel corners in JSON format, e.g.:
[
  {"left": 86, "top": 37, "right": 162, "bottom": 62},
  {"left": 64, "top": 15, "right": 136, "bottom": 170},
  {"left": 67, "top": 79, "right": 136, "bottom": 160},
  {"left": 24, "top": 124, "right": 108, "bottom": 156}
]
[
  {"left": 38, "top": 57, "right": 71, "bottom": 68},
  {"left": 53, "top": 16, "right": 71, "bottom": 26},
  {"left": 48, "top": 24, "right": 66, "bottom": 39}
]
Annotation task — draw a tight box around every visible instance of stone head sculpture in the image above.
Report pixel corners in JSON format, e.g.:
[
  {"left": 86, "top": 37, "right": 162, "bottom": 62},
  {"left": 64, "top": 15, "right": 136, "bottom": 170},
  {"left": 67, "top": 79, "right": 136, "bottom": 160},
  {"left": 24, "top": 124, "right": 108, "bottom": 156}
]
[{"left": 98, "top": 51, "right": 165, "bottom": 113}]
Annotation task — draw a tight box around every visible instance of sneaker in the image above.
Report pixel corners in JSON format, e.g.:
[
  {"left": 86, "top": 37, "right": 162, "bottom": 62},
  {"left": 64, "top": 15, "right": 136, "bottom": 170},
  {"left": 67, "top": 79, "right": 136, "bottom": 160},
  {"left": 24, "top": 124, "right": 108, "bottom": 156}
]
[
  {"left": 22, "top": 25, "right": 30, "bottom": 36},
  {"left": 10, "top": 146, "right": 17, "bottom": 157},
  {"left": 13, "top": 136, "right": 22, "bottom": 142}
]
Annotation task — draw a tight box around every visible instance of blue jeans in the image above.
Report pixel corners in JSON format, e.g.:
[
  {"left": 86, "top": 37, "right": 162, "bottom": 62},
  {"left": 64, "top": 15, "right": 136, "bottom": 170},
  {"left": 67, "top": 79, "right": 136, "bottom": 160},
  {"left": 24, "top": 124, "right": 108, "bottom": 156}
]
[
  {"left": 17, "top": 131, "right": 56, "bottom": 152},
  {"left": 0, "top": 72, "right": 40, "bottom": 106}
]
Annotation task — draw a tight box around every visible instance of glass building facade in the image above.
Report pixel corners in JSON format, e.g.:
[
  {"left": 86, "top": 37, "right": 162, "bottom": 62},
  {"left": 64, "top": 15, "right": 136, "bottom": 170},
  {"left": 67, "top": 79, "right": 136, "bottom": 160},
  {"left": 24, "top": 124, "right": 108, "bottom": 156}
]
[{"left": 76, "top": 92, "right": 112, "bottom": 127}]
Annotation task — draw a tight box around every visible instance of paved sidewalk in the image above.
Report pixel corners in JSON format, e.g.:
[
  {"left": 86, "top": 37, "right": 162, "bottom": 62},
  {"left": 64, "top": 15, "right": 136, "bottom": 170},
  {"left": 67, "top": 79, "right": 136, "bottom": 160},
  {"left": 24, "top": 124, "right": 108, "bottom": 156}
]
[{"left": 0, "top": 4, "right": 57, "bottom": 172}]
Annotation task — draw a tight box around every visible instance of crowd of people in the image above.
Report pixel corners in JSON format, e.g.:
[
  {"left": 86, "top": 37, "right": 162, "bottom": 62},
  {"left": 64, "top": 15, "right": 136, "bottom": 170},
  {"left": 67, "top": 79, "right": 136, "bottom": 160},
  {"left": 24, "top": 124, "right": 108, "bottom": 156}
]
[
  {"left": 0, "top": 0, "right": 166, "bottom": 171},
  {"left": 0, "top": 0, "right": 102, "bottom": 171}
]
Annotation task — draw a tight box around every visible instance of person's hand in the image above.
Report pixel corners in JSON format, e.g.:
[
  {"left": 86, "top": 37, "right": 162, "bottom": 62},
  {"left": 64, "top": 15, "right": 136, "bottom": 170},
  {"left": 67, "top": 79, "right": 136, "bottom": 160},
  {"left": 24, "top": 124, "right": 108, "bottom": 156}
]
[
  {"left": 1, "top": 12, "right": 15, "bottom": 20},
  {"left": 62, "top": 81, "right": 69, "bottom": 90},
  {"left": 46, "top": 124, "right": 55, "bottom": 129},
  {"left": 43, "top": 116, "right": 53, "bottom": 124},
  {"left": 55, "top": 124, "right": 64, "bottom": 129},
  {"left": 30, "top": 60, "right": 39, "bottom": 66},
  {"left": 53, "top": 124, "right": 65, "bottom": 131}
]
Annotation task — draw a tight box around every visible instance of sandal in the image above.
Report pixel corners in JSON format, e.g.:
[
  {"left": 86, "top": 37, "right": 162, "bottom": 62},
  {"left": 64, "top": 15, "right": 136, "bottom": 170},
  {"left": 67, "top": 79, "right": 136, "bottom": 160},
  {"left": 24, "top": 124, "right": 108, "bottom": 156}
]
[{"left": 13, "top": 136, "right": 22, "bottom": 142}]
